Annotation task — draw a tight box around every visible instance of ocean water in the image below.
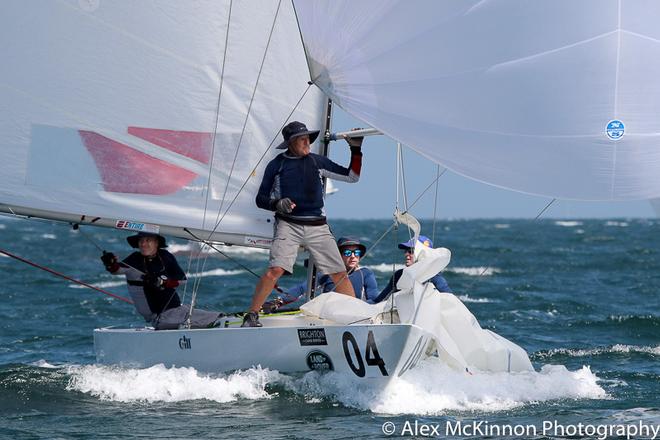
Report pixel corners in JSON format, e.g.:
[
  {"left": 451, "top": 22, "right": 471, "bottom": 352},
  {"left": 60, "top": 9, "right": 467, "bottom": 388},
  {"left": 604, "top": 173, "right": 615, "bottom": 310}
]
[{"left": 0, "top": 217, "right": 658, "bottom": 439}]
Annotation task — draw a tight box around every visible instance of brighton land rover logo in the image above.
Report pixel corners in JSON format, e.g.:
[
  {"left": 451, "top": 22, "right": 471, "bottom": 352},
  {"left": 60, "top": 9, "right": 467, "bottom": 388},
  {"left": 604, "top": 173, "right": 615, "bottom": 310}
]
[
  {"left": 306, "top": 350, "right": 333, "bottom": 371},
  {"left": 606, "top": 119, "right": 624, "bottom": 140},
  {"left": 298, "top": 328, "right": 328, "bottom": 346}
]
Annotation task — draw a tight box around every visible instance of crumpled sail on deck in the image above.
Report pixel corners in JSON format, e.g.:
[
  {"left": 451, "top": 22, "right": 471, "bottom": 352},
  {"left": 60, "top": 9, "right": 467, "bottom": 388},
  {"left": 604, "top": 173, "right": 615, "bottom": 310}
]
[
  {"left": 301, "top": 247, "right": 533, "bottom": 373},
  {"left": 294, "top": 0, "right": 660, "bottom": 201},
  {"left": 0, "top": 1, "right": 325, "bottom": 245}
]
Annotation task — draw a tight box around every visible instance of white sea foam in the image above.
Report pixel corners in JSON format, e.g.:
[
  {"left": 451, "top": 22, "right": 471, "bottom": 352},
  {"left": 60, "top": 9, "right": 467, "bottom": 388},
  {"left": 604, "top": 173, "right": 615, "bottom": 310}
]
[
  {"left": 537, "top": 344, "right": 660, "bottom": 359},
  {"left": 31, "top": 359, "right": 62, "bottom": 369},
  {"left": 605, "top": 221, "right": 629, "bottom": 227},
  {"left": 0, "top": 224, "right": 6, "bottom": 229},
  {"left": 167, "top": 243, "right": 196, "bottom": 254},
  {"left": 69, "top": 280, "right": 126, "bottom": 289},
  {"left": 448, "top": 267, "right": 500, "bottom": 276},
  {"left": 457, "top": 294, "right": 496, "bottom": 303},
  {"left": 41, "top": 233, "right": 57, "bottom": 239},
  {"left": 66, "top": 359, "right": 606, "bottom": 413},
  {"left": 215, "top": 245, "right": 269, "bottom": 256},
  {"left": 555, "top": 221, "right": 582, "bottom": 227},
  {"left": 66, "top": 364, "right": 279, "bottom": 403},
  {"left": 169, "top": 242, "right": 269, "bottom": 257},
  {"left": 188, "top": 268, "right": 244, "bottom": 278},
  {"left": 280, "top": 359, "right": 607, "bottom": 414},
  {"left": 494, "top": 224, "right": 510, "bottom": 229},
  {"left": 365, "top": 263, "right": 405, "bottom": 273},
  {"left": 69, "top": 268, "right": 244, "bottom": 290}
]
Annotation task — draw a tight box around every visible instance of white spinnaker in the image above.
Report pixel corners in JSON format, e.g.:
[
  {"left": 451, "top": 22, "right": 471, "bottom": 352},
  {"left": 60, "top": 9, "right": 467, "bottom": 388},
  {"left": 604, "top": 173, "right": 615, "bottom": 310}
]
[
  {"left": 294, "top": 0, "right": 660, "bottom": 201},
  {"left": 0, "top": 1, "right": 325, "bottom": 244}
]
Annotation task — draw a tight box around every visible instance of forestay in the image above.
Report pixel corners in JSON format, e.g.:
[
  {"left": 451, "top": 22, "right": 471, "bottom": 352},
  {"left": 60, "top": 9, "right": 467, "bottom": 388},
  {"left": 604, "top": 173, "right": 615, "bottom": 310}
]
[
  {"left": 294, "top": 0, "right": 660, "bottom": 201},
  {"left": 0, "top": 0, "right": 325, "bottom": 245}
]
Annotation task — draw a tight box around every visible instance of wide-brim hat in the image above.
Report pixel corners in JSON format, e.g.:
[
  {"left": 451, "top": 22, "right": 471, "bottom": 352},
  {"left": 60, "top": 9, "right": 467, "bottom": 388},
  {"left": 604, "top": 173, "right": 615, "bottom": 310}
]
[
  {"left": 398, "top": 235, "right": 433, "bottom": 250},
  {"left": 127, "top": 232, "right": 167, "bottom": 249},
  {"left": 276, "top": 121, "right": 320, "bottom": 149},
  {"left": 337, "top": 236, "right": 367, "bottom": 255}
]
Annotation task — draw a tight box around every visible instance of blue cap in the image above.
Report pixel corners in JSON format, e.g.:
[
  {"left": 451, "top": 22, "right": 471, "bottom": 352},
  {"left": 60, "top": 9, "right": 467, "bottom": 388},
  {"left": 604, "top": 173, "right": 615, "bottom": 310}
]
[{"left": 398, "top": 235, "right": 433, "bottom": 250}]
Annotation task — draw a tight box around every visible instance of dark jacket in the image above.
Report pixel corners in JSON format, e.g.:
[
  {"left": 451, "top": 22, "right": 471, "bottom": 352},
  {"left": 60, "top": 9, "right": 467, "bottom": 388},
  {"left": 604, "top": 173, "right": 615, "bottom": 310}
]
[{"left": 256, "top": 151, "right": 361, "bottom": 222}]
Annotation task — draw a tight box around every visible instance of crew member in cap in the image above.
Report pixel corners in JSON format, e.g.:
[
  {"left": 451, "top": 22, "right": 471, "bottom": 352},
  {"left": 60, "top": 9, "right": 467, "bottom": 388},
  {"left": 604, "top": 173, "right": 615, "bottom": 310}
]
[
  {"left": 265, "top": 237, "right": 379, "bottom": 310},
  {"left": 101, "top": 232, "right": 221, "bottom": 329},
  {"left": 244, "top": 121, "right": 365, "bottom": 327},
  {"left": 373, "top": 235, "right": 451, "bottom": 303}
]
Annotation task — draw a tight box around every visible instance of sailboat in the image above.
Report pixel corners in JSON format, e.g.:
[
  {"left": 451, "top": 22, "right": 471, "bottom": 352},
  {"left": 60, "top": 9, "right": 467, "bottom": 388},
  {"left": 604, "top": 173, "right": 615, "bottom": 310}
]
[{"left": 2, "top": 1, "right": 659, "bottom": 379}]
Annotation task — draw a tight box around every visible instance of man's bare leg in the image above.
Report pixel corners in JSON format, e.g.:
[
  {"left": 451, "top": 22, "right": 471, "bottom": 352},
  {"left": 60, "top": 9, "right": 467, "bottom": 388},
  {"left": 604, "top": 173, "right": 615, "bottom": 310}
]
[
  {"left": 329, "top": 271, "right": 356, "bottom": 297},
  {"left": 249, "top": 266, "right": 285, "bottom": 313}
]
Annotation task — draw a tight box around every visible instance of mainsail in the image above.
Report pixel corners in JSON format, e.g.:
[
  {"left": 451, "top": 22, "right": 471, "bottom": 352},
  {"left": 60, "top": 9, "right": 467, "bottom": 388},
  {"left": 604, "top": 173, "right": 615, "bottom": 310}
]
[
  {"left": 0, "top": 1, "right": 325, "bottom": 245},
  {"left": 294, "top": 0, "right": 660, "bottom": 201}
]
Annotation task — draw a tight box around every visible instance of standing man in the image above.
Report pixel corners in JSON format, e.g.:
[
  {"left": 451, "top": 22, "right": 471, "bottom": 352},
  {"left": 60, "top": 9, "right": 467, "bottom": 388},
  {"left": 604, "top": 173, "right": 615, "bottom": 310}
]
[{"left": 243, "top": 121, "right": 364, "bottom": 327}]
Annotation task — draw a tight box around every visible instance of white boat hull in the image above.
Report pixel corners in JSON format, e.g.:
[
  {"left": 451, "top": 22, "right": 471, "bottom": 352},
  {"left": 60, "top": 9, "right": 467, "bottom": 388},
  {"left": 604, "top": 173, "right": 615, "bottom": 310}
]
[{"left": 94, "top": 314, "right": 432, "bottom": 379}]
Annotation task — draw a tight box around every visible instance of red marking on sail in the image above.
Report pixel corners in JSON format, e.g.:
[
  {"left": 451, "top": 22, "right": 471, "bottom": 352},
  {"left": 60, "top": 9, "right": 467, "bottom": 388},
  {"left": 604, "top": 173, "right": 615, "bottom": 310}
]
[
  {"left": 127, "top": 127, "right": 212, "bottom": 164},
  {"left": 79, "top": 131, "right": 198, "bottom": 195}
]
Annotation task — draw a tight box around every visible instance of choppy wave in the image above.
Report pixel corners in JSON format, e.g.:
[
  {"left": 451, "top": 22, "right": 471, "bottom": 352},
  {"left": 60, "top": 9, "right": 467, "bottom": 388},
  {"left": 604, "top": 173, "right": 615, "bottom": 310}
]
[
  {"left": 69, "top": 280, "right": 126, "bottom": 289},
  {"left": 365, "top": 265, "right": 500, "bottom": 277},
  {"left": 535, "top": 344, "right": 660, "bottom": 360},
  {"left": 447, "top": 267, "right": 500, "bottom": 276},
  {"left": 457, "top": 294, "right": 496, "bottom": 303},
  {"left": 65, "top": 360, "right": 606, "bottom": 414},
  {"left": 41, "top": 233, "right": 57, "bottom": 239},
  {"left": 66, "top": 364, "right": 278, "bottom": 403},
  {"left": 188, "top": 268, "right": 245, "bottom": 278},
  {"left": 69, "top": 269, "right": 244, "bottom": 289},
  {"left": 605, "top": 221, "right": 629, "bottom": 227},
  {"left": 365, "top": 263, "right": 405, "bottom": 273},
  {"left": 169, "top": 242, "right": 269, "bottom": 257},
  {"left": 555, "top": 221, "right": 582, "bottom": 227}
]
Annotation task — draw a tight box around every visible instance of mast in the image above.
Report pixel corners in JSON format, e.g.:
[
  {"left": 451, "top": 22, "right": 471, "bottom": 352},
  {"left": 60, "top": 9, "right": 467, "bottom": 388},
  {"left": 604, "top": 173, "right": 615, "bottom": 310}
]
[{"left": 304, "top": 97, "right": 333, "bottom": 302}]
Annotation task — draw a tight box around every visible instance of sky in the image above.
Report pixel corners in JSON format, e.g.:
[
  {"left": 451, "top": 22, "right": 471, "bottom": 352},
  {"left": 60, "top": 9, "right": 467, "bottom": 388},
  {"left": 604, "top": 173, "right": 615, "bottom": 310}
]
[{"left": 324, "top": 107, "right": 657, "bottom": 220}]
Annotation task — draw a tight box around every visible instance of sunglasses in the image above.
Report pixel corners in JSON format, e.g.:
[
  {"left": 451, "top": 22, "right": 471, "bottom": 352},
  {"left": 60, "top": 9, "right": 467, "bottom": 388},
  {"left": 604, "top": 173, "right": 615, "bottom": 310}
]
[{"left": 341, "top": 248, "right": 363, "bottom": 257}]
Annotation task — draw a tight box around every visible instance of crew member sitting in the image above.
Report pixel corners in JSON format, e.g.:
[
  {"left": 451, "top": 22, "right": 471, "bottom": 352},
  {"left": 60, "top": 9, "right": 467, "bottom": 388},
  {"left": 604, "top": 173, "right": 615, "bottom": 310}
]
[{"left": 101, "top": 232, "right": 221, "bottom": 329}]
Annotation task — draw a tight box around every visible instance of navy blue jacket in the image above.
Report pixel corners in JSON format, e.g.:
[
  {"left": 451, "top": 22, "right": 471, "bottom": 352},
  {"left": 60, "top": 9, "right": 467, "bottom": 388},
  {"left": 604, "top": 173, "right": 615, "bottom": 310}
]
[{"left": 256, "top": 151, "right": 361, "bottom": 221}]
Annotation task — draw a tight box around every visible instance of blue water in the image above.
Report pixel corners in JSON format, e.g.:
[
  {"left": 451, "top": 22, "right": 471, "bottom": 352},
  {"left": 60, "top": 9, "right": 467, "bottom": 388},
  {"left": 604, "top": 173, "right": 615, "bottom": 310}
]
[{"left": 1, "top": 217, "right": 658, "bottom": 439}]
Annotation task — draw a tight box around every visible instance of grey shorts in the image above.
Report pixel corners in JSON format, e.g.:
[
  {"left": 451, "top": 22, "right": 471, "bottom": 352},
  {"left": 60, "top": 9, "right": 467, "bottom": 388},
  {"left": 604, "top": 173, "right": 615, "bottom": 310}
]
[{"left": 269, "top": 219, "right": 345, "bottom": 275}]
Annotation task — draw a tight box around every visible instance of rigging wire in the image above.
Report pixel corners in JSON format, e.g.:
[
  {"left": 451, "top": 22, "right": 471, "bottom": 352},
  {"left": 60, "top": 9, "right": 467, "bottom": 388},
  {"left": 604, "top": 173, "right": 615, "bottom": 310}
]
[
  {"left": 0, "top": 248, "right": 133, "bottom": 305},
  {"left": 432, "top": 165, "right": 441, "bottom": 244}
]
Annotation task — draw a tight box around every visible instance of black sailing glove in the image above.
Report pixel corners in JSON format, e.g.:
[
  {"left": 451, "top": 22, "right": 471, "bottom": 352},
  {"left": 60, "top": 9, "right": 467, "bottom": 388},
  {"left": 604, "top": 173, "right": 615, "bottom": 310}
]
[
  {"left": 275, "top": 197, "right": 295, "bottom": 214},
  {"left": 100, "top": 251, "right": 118, "bottom": 272},
  {"left": 143, "top": 273, "right": 163, "bottom": 289},
  {"left": 346, "top": 134, "right": 364, "bottom": 154}
]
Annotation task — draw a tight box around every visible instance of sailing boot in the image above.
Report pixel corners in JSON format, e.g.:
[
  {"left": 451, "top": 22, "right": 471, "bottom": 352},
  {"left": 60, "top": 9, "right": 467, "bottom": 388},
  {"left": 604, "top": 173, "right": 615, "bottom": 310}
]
[{"left": 241, "top": 311, "right": 262, "bottom": 327}]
